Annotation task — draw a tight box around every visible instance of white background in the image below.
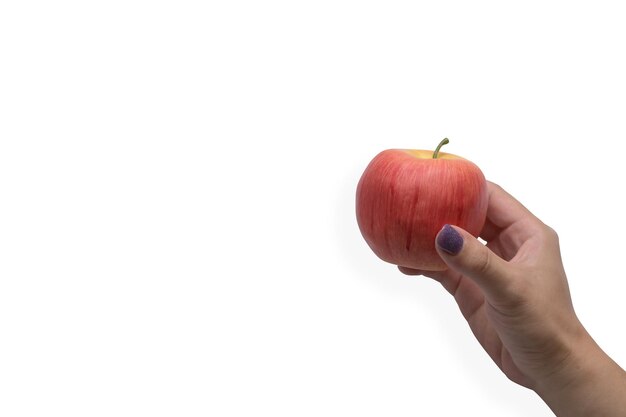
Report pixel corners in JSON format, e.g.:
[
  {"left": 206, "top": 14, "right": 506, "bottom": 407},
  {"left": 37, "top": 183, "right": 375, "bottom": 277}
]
[{"left": 1, "top": 1, "right": 625, "bottom": 416}]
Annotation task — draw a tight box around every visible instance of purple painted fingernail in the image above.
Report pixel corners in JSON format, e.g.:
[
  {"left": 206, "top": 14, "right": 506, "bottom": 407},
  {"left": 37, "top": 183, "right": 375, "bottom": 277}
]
[{"left": 436, "top": 224, "right": 463, "bottom": 255}]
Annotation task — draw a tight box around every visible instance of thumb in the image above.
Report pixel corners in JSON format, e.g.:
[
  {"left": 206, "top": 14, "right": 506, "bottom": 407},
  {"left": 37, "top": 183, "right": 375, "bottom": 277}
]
[{"left": 435, "top": 224, "right": 514, "bottom": 302}]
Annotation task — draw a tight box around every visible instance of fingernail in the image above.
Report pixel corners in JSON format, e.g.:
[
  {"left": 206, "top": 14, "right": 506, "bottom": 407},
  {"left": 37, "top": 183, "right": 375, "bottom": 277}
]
[{"left": 436, "top": 224, "right": 463, "bottom": 255}]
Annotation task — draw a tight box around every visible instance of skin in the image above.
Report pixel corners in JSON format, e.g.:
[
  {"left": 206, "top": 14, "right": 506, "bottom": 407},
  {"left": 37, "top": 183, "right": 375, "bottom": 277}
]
[{"left": 399, "top": 182, "right": 626, "bottom": 416}]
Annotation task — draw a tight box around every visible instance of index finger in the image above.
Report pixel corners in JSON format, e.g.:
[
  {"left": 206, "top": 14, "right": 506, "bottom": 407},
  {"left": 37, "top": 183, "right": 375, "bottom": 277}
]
[{"left": 480, "top": 182, "right": 541, "bottom": 241}]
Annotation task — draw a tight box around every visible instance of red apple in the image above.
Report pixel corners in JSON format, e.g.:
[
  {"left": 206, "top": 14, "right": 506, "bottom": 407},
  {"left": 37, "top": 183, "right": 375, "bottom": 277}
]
[{"left": 356, "top": 139, "right": 488, "bottom": 271}]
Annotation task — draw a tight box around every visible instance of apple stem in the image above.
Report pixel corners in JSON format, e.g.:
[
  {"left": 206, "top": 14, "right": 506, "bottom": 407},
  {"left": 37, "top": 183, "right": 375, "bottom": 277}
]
[{"left": 433, "top": 138, "right": 450, "bottom": 159}]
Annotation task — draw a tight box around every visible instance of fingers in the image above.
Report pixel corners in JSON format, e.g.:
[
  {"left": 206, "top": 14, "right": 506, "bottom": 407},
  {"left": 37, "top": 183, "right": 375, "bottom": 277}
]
[
  {"left": 398, "top": 265, "right": 449, "bottom": 283},
  {"left": 436, "top": 224, "right": 518, "bottom": 304},
  {"left": 397, "top": 266, "right": 422, "bottom": 276},
  {"left": 398, "top": 265, "right": 465, "bottom": 298},
  {"left": 481, "top": 182, "right": 539, "bottom": 241},
  {"left": 400, "top": 182, "right": 531, "bottom": 305}
]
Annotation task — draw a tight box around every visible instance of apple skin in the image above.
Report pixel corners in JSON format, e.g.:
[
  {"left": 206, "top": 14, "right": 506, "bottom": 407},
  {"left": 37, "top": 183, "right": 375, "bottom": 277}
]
[{"left": 356, "top": 149, "right": 488, "bottom": 271}]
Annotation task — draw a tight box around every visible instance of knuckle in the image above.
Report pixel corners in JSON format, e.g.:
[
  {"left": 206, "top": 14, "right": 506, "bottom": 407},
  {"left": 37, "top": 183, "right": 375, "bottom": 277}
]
[
  {"left": 487, "top": 182, "right": 504, "bottom": 196},
  {"left": 476, "top": 248, "right": 492, "bottom": 276},
  {"left": 542, "top": 225, "right": 560, "bottom": 244},
  {"left": 478, "top": 252, "right": 527, "bottom": 306},
  {"left": 489, "top": 181, "right": 503, "bottom": 191},
  {"left": 491, "top": 277, "right": 529, "bottom": 313}
]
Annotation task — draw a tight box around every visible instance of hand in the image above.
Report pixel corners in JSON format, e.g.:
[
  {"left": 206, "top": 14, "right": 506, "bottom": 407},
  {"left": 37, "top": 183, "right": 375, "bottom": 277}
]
[{"left": 399, "top": 182, "right": 626, "bottom": 416}]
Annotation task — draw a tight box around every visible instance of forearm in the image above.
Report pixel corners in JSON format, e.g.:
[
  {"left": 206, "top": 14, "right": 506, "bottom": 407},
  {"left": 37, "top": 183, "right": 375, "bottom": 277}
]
[{"left": 535, "top": 333, "right": 626, "bottom": 416}]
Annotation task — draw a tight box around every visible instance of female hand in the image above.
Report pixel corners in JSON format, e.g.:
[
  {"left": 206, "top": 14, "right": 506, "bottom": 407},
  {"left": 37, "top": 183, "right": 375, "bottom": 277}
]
[{"left": 400, "top": 182, "right": 626, "bottom": 416}]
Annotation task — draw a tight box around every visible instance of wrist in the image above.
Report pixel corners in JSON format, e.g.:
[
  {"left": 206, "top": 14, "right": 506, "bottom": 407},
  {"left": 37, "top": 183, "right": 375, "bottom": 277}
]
[
  {"left": 533, "top": 326, "right": 626, "bottom": 416},
  {"left": 533, "top": 327, "right": 598, "bottom": 392}
]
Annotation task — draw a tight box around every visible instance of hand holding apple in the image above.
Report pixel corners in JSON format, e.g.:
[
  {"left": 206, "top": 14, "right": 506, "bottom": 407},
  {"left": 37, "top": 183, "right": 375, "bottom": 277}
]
[{"left": 356, "top": 139, "right": 488, "bottom": 271}]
